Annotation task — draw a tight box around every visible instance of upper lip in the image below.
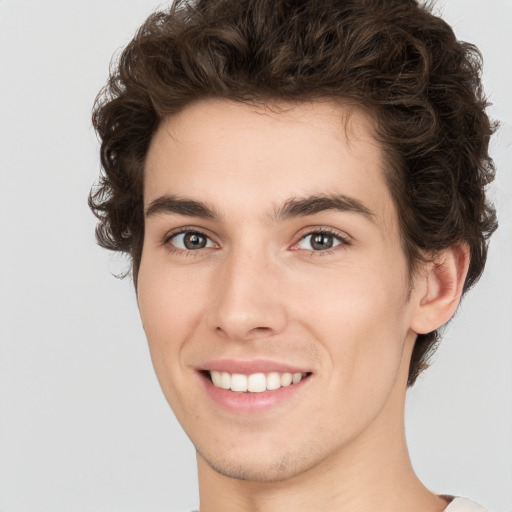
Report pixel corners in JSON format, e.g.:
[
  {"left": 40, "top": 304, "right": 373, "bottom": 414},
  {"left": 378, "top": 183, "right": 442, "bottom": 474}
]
[{"left": 198, "top": 359, "right": 312, "bottom": 374}]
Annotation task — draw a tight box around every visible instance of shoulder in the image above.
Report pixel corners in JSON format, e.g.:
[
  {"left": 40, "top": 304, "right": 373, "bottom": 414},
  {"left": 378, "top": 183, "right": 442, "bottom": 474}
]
[{"left": 444, "top": 497, "right": 491, "bottom": 512}]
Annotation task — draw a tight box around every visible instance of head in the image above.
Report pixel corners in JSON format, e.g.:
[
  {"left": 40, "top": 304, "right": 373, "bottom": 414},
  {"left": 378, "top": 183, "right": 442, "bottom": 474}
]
[{"left": 90, "top": 0, "right": 496, "bottom": 388}]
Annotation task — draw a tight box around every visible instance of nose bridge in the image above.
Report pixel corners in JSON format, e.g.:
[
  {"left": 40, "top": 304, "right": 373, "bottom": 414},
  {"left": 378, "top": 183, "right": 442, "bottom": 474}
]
[{"left": 208, "top": 242, "right": 287, "bottom": 340}]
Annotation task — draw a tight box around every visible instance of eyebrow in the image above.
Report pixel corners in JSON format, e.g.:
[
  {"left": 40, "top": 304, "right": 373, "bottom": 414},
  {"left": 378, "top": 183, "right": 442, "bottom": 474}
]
[
  {"left": 145, "top": 195, "right": 221, "bottom": 220},
  {"left": 274, "top": 194, "right": 375, "bottom": 223},
  {"left": 145, "top": 193, "right": 375, "bottom": 223}
]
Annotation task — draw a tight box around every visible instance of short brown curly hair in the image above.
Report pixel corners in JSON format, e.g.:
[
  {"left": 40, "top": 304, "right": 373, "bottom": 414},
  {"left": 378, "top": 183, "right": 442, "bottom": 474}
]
[{"left": 90, "top": 0, "right": 497, "bottom": 386}]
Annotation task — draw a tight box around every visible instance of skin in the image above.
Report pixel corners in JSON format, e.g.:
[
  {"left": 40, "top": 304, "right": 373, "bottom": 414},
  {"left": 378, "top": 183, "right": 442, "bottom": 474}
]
[{"left": 137, "top": 99, "right": 468, "bottom": 512}]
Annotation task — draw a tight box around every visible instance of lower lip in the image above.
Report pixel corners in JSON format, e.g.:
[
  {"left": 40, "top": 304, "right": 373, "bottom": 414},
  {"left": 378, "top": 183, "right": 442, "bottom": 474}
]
[{"left": 200, "top": 373, "right": 311, "bottom": 414}]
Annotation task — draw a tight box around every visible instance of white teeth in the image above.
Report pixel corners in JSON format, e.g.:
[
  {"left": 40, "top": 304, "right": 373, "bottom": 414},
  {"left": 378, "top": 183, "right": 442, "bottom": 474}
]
[
  {"left": 208, "top": 370, "right": 307, "bottom": 392},
  {"left": 220, "top": 372, "right": 231, "bottom": 389},
  {"left": 248, "top": 373, "right": 267, "bottom": 393},
  {"left": 280, "top": 372, "right": 293, "bottom": 387},
  {"left": 230, "top": 373, "right": 248, "bottom": 392},
  {"left": 211, "top": 370, "right": 222, "bottom": 387},
  {"left": 266, "top": 372, "right": 281, "bottom": 390}
]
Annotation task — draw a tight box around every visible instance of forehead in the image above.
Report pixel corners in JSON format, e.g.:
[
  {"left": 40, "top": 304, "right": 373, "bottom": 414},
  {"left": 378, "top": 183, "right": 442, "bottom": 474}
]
[{"left": 144, "top": 99, "right": 395, "bottom": 229}]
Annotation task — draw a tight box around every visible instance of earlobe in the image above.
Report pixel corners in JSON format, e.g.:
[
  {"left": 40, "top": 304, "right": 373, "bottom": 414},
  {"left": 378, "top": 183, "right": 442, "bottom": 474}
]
[{"left": 410, "top": 244, "right": 470, "bottom": 335}]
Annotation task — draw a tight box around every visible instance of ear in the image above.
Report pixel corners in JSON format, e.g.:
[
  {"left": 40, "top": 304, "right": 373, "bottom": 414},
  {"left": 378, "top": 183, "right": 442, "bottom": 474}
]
[{"left": 410, "top": 244, "right": 470, "bottom": 335}]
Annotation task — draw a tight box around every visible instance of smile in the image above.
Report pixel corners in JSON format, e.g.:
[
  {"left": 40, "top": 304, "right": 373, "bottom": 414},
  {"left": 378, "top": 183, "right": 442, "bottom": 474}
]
[
  {"left": 209, "top": 371, "right": 308, "bottom": 393},
  {"left": 199, "top": 362, "right": 313, "bottom": 413}
]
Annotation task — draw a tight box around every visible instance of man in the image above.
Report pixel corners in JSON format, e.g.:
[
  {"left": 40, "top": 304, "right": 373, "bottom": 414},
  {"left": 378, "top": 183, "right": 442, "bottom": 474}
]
[{"left": 90, "top": 0, "right": 497, "bottom": 510}]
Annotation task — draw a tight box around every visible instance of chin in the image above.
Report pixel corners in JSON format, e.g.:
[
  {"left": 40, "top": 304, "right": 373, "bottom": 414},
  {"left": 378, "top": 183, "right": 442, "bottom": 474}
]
[{"left": 196, "top": 442, "right": 323, "bottom": 482}]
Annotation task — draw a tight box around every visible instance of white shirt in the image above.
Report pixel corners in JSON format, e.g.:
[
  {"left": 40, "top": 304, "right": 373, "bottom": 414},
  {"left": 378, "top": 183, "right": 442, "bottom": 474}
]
[
  {"left": 445, "top": 497, "right": 489, "bottom": 511},
  {"left": 188, "top": 496, "right": 489, "bottom": 512}
]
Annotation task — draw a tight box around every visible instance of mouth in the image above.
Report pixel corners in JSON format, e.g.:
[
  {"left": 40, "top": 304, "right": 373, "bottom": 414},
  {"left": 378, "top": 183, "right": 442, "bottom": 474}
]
[
  {"left": 198, "top": 360, "right": 313, "bottom": 413},
  {"left": 205, "top": 370, "right": 311, "bottom": 393}
]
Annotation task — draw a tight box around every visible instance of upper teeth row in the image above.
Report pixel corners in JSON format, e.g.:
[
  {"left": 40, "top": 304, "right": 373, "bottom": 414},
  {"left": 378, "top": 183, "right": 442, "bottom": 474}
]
[{"left": 209, "top": 371, "right": 305, "bottom": 393}]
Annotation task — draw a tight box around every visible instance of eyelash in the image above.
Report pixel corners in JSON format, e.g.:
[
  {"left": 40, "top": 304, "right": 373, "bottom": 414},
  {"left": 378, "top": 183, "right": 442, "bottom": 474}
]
[
  {"left": 294, "top": 227, "right": 351, "bottom": 256},
  {"left": 162, "top": 228, "right": 216, "bottom": 257},
  {"left": 162, "top": 227, "right": 351, "bottom": 256}
]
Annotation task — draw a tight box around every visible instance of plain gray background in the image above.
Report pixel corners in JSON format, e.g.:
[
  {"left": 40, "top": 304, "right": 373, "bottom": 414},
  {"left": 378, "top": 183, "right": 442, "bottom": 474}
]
[{"left": 0, "top": 1, "right": 511, "bottom": 511}]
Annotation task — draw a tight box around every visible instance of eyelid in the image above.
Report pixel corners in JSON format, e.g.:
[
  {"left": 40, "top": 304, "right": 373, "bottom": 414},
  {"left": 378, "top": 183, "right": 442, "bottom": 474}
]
[
  {"left": 162, "top": 226, "right": 219, "bottom": 252},
  {"left": 291, "top": 226, "right": 351, "bottom": 251},
  {"left": 160, "top": 225, "right": 350, "bottom": 254}
]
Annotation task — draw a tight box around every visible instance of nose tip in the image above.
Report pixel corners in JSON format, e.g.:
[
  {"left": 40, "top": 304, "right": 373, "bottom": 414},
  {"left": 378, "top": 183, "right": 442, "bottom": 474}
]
[{"left": 207, "top": 257, "right": 287, "bottom": 342}]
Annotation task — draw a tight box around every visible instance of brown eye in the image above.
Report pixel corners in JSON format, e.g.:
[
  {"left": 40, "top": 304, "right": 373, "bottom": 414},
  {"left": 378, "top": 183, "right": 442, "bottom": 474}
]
[
  {"left": 311, "top": 233, "right": 334, "bottom": 250},
  {"left": 169, "top": 231, "right": 214, "bottom": 250},
  {"left": 297, "top": 231, "right": 346, "bottom": 251},
  {"left": 183, "top": 232, "right": 207, "bottom": 249}
]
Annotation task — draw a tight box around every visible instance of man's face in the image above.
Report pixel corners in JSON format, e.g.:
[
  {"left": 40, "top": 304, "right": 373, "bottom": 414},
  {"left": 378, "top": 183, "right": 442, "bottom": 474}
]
[{"left": 137, "top": 99, "right": 422, "bottom": 481}]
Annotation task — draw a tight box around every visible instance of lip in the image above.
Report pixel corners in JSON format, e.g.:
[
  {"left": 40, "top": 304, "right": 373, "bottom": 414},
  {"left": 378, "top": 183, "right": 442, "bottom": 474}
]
[
  {"left": 197, "top": 359, "right": 313, "bottom": 415},
  {"left": 198, "top": 358, "right": 312, "bottom": 374}
]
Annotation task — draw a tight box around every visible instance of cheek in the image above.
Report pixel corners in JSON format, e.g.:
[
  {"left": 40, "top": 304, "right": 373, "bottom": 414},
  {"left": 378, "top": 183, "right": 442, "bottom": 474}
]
[
  {"left": 289, "top": 261, "right": 410, "bottom": 383},
  {"left": 136, "top": 260, "right": 215, "bottom": 419},
  {"left": 292, "top": 262, "right": 408, "bottom": 336},
  {"left": 138, "top": 260, "right": 207, "bottom": 339},
  {"left": 136, "top": 259, "right": 211, "bottom": 391}
]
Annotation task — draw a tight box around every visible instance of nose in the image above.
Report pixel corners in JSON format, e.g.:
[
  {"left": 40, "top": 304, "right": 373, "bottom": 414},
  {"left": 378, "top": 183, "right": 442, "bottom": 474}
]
[{"left": 207, "top": 249, "right": 288, "bottom": 342}]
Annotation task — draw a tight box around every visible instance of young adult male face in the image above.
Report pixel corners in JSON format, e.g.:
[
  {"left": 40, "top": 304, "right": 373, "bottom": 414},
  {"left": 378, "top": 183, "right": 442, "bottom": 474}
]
[{"left": 137, "top": 99, "right": 466, "bottom": 493}]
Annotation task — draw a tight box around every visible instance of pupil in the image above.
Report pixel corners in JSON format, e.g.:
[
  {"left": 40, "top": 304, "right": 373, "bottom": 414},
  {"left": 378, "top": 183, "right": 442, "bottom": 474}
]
[
  {"left": 312, "top": 233, "right": 333, "bottom": 250},
  {"left": 184, "top": 232, "right": 206, "bottom": 249}
]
